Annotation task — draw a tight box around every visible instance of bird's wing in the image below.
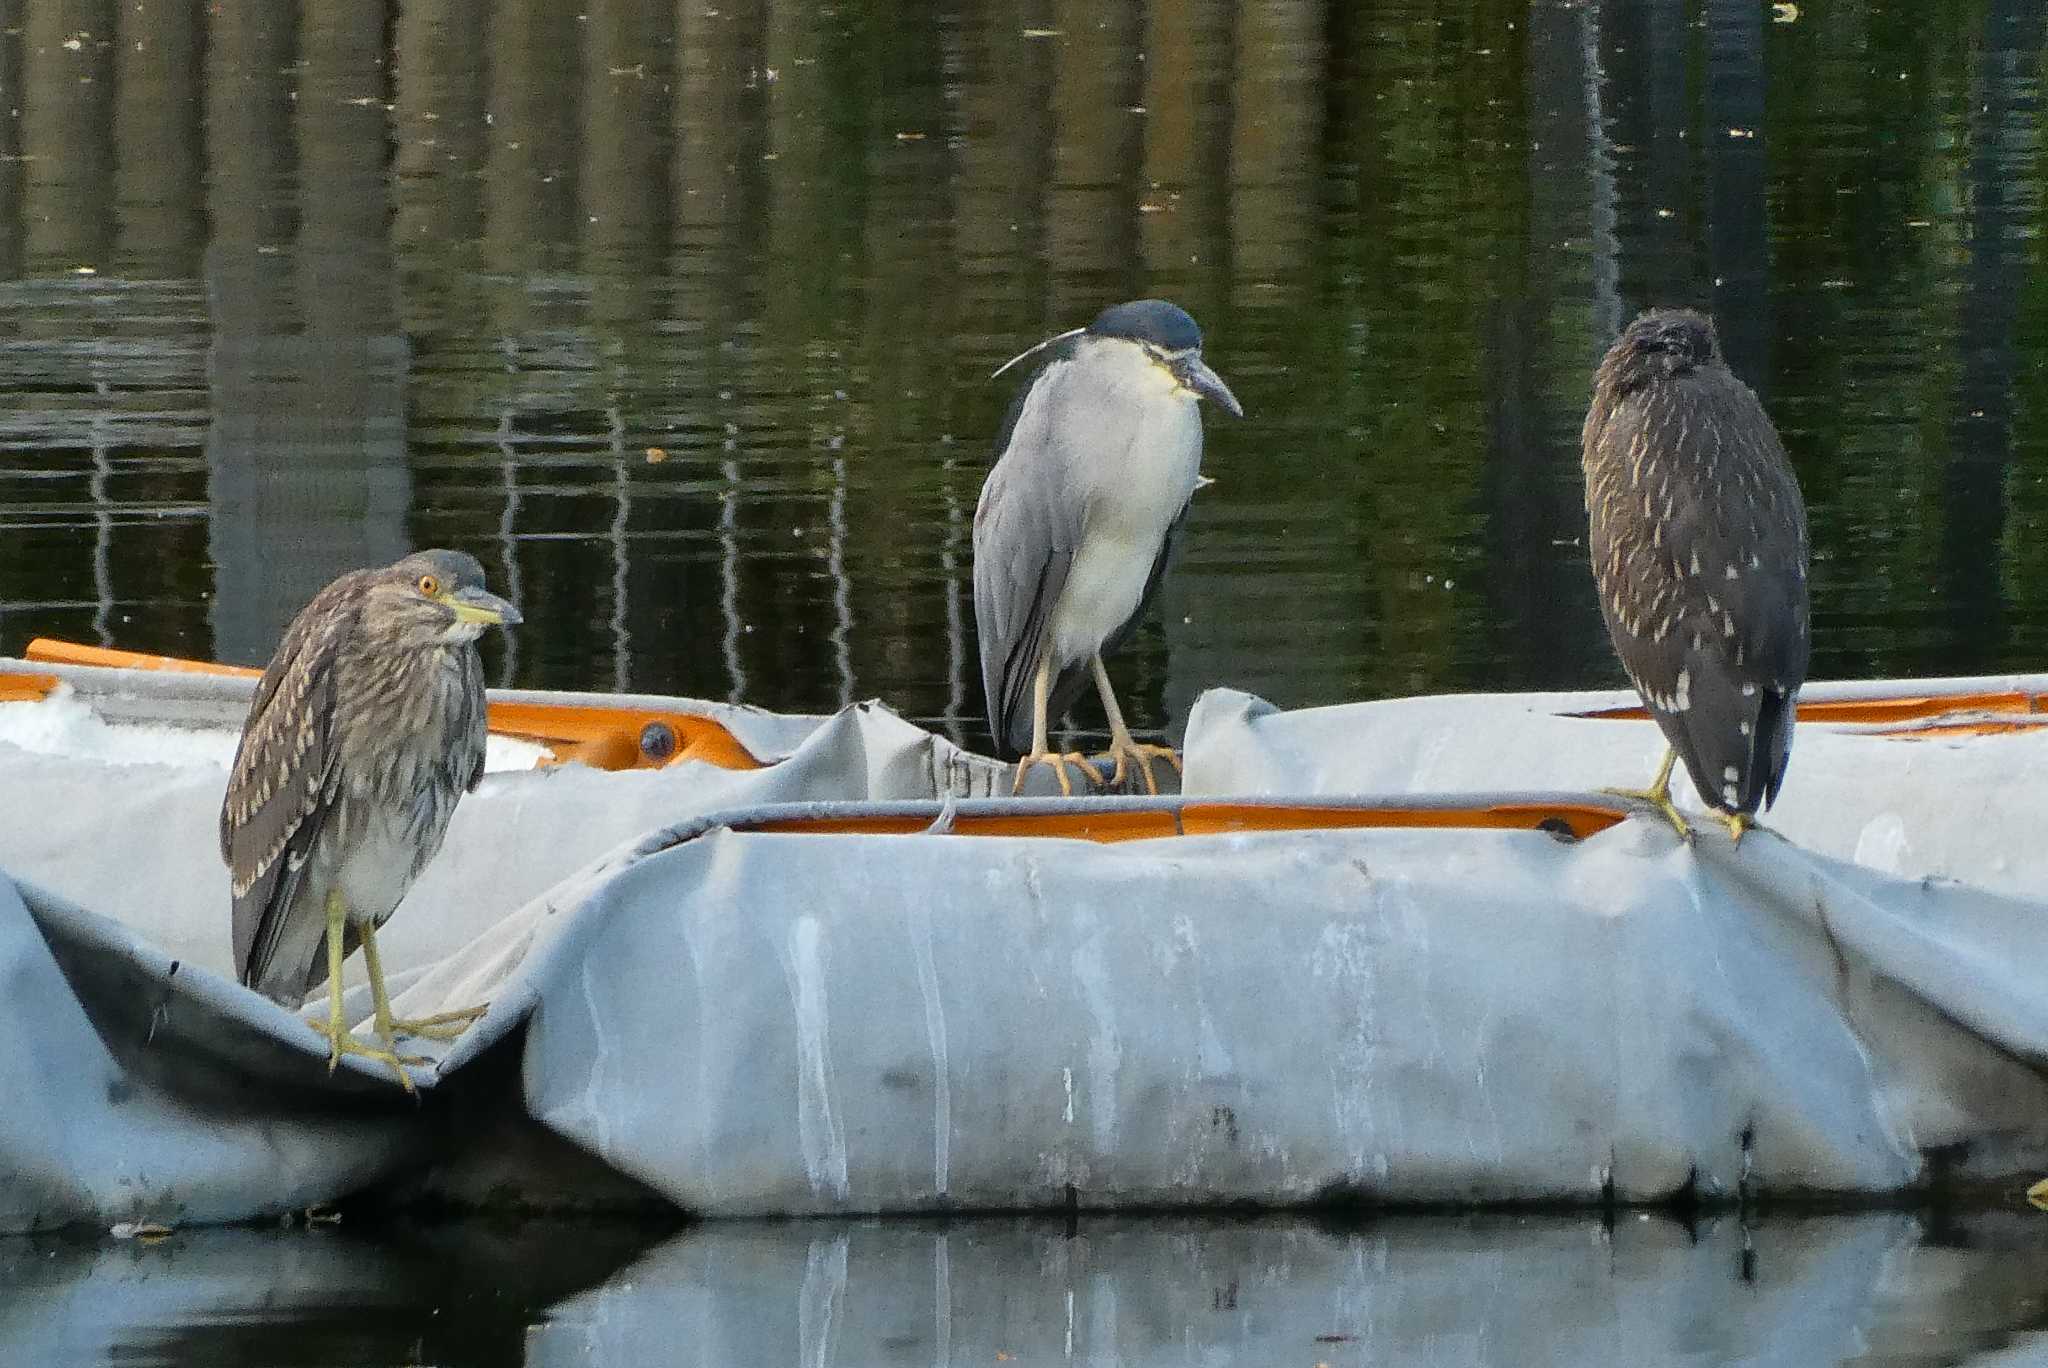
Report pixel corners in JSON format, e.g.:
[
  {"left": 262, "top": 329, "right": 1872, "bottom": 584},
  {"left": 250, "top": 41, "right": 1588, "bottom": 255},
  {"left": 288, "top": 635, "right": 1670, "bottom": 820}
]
[
  {"left": 1591, "top": 369, "right": 1810, "bottom": 811},
  {"left": 973, "top": 356, "right": 1086, "bottom": 756},
  {"left": 221, "top": 578, "right": 357, "bottom": 988}
]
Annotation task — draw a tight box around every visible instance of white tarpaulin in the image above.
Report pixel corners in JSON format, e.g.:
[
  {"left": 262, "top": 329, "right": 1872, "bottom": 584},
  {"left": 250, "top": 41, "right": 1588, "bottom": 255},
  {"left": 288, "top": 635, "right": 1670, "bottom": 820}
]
[{"left": 3, "top": 658, "right": 2047, "bottom": 1232}]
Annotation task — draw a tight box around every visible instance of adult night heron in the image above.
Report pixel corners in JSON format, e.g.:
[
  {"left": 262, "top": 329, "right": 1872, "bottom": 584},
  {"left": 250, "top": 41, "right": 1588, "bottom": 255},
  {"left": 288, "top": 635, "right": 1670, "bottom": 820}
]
[
  {"left": 1581, "top": 308, "right": 1810, "bottom": 842},
  {"left": 974, "top": 298, "right": 1243, "bottom": 794},
  {"left": 220, "top": 549, "right": 520, "bottom": 1089}
]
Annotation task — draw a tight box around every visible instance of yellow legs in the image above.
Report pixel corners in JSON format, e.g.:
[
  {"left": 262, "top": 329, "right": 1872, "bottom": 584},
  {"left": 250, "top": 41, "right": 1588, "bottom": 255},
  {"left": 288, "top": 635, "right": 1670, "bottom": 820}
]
[
  {"left": 1090, "top": 655, "right": 1180, "bottom": 795},
  {"left": 1601, "top": 747, "right": 1755, "bottom": 845},
  {"left": 310, "top": 891, "right": 420, "bottom": 1091},
  {"left": 360, "top": 920, "right": 488, "bottom": 1041},
  {"left": 1601, "top": 747, "right": 1694, "bottom": 843},
  {"left": 307, "top": 891, "right": 487, "bottom": 1092},
  {"left": 1011, "top": 653, "right": 1096, "bottom": 796}
]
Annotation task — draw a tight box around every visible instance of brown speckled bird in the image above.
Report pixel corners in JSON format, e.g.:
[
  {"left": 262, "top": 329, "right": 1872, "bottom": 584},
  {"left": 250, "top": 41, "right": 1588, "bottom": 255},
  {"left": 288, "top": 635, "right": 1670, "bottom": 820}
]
[
  {"left": 220, "top": 549, "right": 520, "bottom": 1088},
  {"left": 1581, "top": 309, "right": 1810, "bottom": 843}
]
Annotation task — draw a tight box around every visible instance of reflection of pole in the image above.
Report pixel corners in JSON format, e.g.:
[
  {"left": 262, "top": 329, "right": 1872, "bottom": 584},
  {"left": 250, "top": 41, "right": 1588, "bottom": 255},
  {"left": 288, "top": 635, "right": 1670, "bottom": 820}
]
[
  {"left": 0, "top": 26, "right": 22, "bottom": 279},
  {"left": 582, "top": 0, "right": 668, "bottom": 328},
  {"left": 395, "top": 0, "right": 487, "bottom": 252},
  {"left": 1581, "top": 1, "right": 1622, "bottom": 343},
  {"left": 1048, "top": 0, "right": 1142, "bottom": 317},
  {"left": 955, "top": 0, "right": 1054, "bottom": 334},
  {"left": 1940, "top": 0, "right": 2044, "bottom": 662},
  {"left": 1493, "top": 0, "right": 1616, "bottom": 687},
  {"left": 1600, "top": 0, "right": 1693, "bottom": 308},
  {"left": 1138, "top": 0, "right": 1228, "bottom": 280},
  {"left": 1228, "top": 0, "right": 1322, "bottom": 302},
  {"left": 208, "top": 1, "right": 411, "bottom": 664},
  {"left": 114, "top": 0, "right": 202, "bottom": 275},
  {"left": 1703, "top": 0, "right": 1769, "bottom": 383},
  {"left": 23, "top": 0, "right": 115, "bottom": 274}
]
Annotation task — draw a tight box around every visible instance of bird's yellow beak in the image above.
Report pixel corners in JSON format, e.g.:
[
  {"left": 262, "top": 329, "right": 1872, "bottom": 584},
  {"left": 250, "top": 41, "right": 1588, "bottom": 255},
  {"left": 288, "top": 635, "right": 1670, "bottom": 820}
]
[{"left": 439, "top": 587, "right": 523, "bottom": 627}]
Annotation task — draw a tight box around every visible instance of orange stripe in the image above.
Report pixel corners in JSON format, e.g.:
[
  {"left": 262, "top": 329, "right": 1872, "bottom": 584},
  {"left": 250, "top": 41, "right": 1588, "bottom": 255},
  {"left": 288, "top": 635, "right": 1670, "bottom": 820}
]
[
  {"left": 21, "top": 637, "right": 764, "bottom": 772},
  {"left": 26, "top": 639, "right": 261, "bottom": 678},
  {"left": 0, "top": 673, "right": 61, "bottom": 703},
  {"left": 1577, "top": 690, "right": 2047, "bottom": 726},
  {"left": 741, "top": 801, "right": 1622, "bottom": 844}
]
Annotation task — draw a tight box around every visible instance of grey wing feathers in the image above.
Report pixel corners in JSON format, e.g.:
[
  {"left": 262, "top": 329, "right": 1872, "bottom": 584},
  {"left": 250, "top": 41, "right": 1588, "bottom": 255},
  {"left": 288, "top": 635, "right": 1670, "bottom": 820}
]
[
  {"left": 973, "top": 455, "right": 1077, "bottom": 756},
  {"left": 974, "top": 353, "right": 1095, "bottom": 757},
  {"left": 221, "top": 578, "right": 356, "bottom": 989},
  {"left": 1587, "top": 366, "right": 1810, "bottom": 814}
]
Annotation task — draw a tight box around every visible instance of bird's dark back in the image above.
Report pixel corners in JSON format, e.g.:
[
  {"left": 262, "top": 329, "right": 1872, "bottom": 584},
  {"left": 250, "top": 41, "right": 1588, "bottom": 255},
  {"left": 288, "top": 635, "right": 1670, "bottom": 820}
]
[{"left": 1582, "top": 309, "right": 1811, "bottom": 814}]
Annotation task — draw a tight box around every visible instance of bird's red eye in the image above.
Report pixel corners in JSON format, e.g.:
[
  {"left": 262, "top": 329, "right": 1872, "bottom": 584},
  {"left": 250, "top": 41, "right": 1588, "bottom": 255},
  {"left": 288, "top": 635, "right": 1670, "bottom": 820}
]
[{"left": 418, "top": 574, "right": 439, "bottom": 596}]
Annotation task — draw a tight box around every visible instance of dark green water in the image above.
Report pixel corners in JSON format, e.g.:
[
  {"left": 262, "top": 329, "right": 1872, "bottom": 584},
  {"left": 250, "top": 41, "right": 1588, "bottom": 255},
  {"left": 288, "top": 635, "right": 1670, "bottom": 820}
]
[{"left": 0, "top": 0, "right": 2042, "bottom": 755}]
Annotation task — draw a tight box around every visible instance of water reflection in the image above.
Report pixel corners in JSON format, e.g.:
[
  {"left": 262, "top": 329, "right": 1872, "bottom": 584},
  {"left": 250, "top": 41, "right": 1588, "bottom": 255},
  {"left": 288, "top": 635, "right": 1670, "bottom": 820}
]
[
  {"left": 11, "top": 1212, "right": 2048, "bottom": 1367},
  {"left": 0, "top": 1, "right": 2042, "bottom": 757}
]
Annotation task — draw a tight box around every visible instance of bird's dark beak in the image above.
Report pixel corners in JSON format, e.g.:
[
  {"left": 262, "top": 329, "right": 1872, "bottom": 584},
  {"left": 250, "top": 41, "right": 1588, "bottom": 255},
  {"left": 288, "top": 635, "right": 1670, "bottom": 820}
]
[
  {"left": 1178, "top": 356, "right": 1244, "bottom": 418},
  {"left": 444, "top": 586, "right": 522, "bottom": 627}
]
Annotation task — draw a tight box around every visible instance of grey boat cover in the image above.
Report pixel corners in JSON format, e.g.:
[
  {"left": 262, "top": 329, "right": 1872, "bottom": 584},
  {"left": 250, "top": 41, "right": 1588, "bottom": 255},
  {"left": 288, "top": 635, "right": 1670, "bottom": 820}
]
[{"left": 3, "top": 660, "right": 2047, "bottom": 1233}]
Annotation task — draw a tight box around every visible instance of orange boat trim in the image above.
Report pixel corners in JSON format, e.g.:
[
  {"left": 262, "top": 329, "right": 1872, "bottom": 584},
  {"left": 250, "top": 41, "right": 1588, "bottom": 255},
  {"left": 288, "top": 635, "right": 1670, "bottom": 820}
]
[
  {"left": 21, "top": 637, "right": 764, "bottom": 772},
  {"left": 741, "top": 801, "right": 1622, "bottom": 844},
  {"left": 19, "top": 636, "right": 2046, "bottom": 768},
  {"left": 1575, "top": 690, "right": 2048, "bottom": 727}
]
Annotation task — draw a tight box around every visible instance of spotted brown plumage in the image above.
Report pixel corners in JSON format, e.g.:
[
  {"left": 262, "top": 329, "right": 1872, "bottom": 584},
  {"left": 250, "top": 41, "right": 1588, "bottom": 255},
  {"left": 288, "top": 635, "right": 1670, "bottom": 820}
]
[
  {"left": 1581, "top": 309, "right": 1810, "bottom": 836},
  {"left": 219, "top": 549, "right": 520, "bottom": 1087}
]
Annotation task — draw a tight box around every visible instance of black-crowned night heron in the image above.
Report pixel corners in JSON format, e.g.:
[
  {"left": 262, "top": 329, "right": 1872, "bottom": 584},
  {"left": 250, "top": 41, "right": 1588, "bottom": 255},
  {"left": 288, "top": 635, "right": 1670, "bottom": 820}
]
[
  {"left": 973, "top": 299, "right": 1243, "bottom": 795},
  {"left": 220, "top": 549, "right": 520, "bottom": 1089},
  {"left": 1581, "top": 308, "right": 1811, "bottom": 843}
]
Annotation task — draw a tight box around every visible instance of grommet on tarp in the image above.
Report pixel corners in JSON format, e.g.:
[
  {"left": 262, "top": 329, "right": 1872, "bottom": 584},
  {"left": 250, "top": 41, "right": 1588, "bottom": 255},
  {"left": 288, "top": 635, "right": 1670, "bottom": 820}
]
[{"left": 640, "top": 721, "right": 677, "bottom": 763}]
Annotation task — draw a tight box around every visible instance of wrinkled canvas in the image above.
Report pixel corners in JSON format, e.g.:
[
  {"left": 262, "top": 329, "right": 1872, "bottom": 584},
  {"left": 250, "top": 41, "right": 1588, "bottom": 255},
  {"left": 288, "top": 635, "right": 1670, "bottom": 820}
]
[{"left": 4, "top": 662, "right": 2046, "bottom": 1232}]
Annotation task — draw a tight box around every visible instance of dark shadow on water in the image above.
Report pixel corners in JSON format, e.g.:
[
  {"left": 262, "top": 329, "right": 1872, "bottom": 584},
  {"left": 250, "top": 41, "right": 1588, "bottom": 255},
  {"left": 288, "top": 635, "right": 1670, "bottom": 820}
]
[
  {"left": 10, "top": 1207, "right": 2048, "bottom": 1367},
  {"left": 0, "top": 1217, "right": 655, "bottom": 1368}
]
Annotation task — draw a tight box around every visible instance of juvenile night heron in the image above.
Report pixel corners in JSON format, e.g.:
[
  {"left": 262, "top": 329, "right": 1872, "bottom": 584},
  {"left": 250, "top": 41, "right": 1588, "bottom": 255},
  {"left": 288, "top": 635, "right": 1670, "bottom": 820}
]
[
  {"left": 974, "top": 298, "right": 1243, "bottom": 794},
  {"left": 220, "top": 549, "right": 520, "bottom": 1089},
  {"left": 1581, "top": 308, "right": 1810, "bottom": 842}
]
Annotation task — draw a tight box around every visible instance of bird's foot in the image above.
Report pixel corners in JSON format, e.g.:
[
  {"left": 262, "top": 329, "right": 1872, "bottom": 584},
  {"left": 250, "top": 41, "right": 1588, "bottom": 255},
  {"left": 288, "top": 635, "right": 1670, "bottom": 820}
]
[
  {"left": 1102, "top": 741, "right": 1181, "bottom": 795},
  {"left": 1010, "top": 750, "right": 1099, "bottom": 797},
  {"left": 2026, "top": 1177, "right": 2048, "bottom": 1212},
  {"left": 1722, "top": 811, "right": 1753, "bottom": 845},
  {"left": 387, "top": 1003, "right": 489, "bottom": 1041},
  {"left": 308, "top": 1017, "right": 426, "bottom": 1092},
  {"left": 1599, "top": 784, "right": 1695, "bottom": 844}
]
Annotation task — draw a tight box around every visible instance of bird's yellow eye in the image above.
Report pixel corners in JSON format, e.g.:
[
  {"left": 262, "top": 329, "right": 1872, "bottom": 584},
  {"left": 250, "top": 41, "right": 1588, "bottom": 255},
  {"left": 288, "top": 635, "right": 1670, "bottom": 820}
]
[{"left": 417, "top": 574, "right": 440, "bottom": 596}]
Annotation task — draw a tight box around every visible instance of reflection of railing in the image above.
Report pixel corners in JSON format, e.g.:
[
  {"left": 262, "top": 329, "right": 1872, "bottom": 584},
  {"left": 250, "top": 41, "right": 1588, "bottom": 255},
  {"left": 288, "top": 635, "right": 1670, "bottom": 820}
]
[
  {"left": 719, "top": 454, "right": 748, "bottom": 706},
  {"left": 90, "top": 359, "right": 113, "bottom": 649},
  {"left": 494, "top": 400, "right": 524, "bottom": 690},
  {"left": 940, "top": 454, "right": 967, "bottom": 746},
  {"left": 607, "top": 401, "right": 631, "bottom": 695}
]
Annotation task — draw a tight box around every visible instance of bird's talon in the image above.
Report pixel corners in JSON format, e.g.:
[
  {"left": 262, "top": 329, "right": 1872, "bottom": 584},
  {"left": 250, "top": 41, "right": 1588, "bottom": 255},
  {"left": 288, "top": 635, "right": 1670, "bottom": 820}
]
[
  {"left": 389, "top": 1003, "right": 488, "bottom": 1041},
  {"left": 309, "top": 1020, "right": 419, "bottom": 1092},
  {"left": 1011, "top": 752, "right": 1098, "bottom": 797},
  {"left": 1102, "top": 741, "right": 1179, "bottom": 794},
  {"left": 1599, "top": 784, "right": 1695, "bottom": 844},
  {"left": 1723, "top": 811, "right": 1753, "bottom": 845}
]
